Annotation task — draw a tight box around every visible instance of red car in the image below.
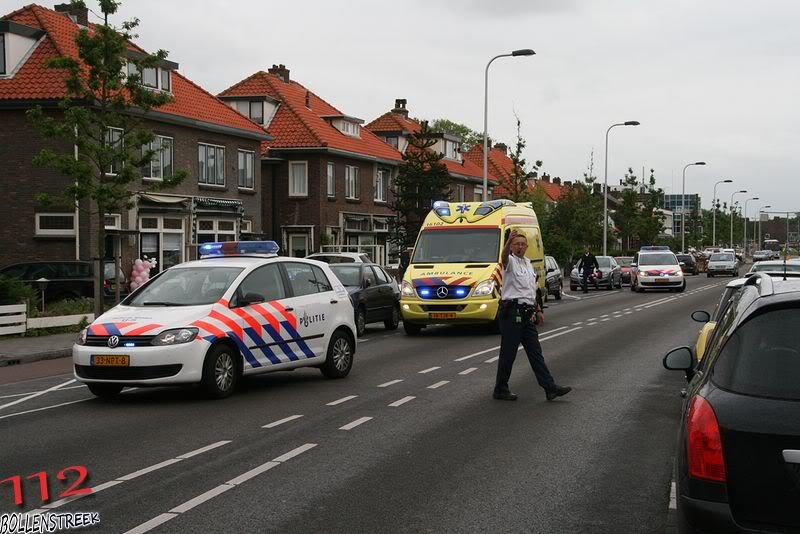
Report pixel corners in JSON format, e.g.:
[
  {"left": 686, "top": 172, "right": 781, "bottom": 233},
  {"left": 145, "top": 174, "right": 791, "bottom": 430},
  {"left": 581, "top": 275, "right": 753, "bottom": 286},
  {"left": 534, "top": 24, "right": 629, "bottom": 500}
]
[{"left": 614, "top": 256, "right": 634, "bottom": 285}]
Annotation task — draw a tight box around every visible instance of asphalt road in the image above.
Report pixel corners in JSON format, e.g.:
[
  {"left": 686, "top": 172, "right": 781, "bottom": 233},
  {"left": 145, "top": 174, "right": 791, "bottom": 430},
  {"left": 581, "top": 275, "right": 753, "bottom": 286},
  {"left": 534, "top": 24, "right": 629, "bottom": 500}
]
[{"left": 0, "top": 275, "right": 732, "bottom": 533}]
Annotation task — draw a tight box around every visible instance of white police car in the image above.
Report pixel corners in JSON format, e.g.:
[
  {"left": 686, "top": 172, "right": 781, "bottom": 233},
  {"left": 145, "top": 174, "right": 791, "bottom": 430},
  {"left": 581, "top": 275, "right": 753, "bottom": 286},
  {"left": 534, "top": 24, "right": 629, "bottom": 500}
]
[
  {"left": 73, "top": 241, "right": 357, "bottom": 399},
  {"left": 630, "top": 246, "right": 685, "bottom": 293}
]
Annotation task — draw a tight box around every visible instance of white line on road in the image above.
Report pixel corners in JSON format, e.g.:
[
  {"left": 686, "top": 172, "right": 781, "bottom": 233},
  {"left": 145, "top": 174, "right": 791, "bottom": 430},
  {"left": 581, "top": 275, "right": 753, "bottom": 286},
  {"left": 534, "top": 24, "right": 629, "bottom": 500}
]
[
  {"left": 427, "top": 381, "right": 449, "bottom": 389},
  {"left": 669, "top": 481, "right": 677, "bottom": 510},
  {"left": 0, "top": 379, "right": 76, "bottom": 410},
  {"left": 272, "top": 443, "right": 318, "bottom": 462},
  {"left": 459, "top": 367, "right": 478, "bottom": 375},
  {"left": 0, "top": 384, "right": 86, "bottom": 400},
  {"left": 170, "top": 484, "right": 234, "bottom": 514},
  {"left": 419, "top": 366, "right": 441, "bottom": 374},
  {"left": 561, "top": 292, "right": 582, "bottom": 300},
  {"left": 587, "top": 322, "right": 598, "bottom": 326},
  {"left": 538, "top": 327, "right": 582, "bottom": 342},
  {"left": 484, "top": 356, "right": 499, "bottom": 363},
  {"left": 389, "top": 396, "right": 415, "bottom": 407},
  {"left": 624, "top": 311, "right": 633, "bottom": 315},
  {"left": 572, "top": 322, "right": 583, "bottom": 326},
  {"left": 117, "top": 459, "right": 183, "bottom": 482},
  {"left": 226, "top": 462, "right": 280, "bottom": 486},
  {"left": 262, "top": 415, "right": 304, "bottom": 429},
  {"left": 454, "top": 346, "right": 499, "bottom": 362},
  {"left": 601, "top": 318, "right": 610, "bottom": 322},
  {"left": 327, "top": 395, "right": 358, "bottom": 406},
  {"left": 339, "top": 417, "right": 373, "bottom": 430},
  {"left": 377, "top": 379, "right": 403, "bottom": 388},
  {"left": 0, "top": 398, "right": 92, "bottom": 420}
]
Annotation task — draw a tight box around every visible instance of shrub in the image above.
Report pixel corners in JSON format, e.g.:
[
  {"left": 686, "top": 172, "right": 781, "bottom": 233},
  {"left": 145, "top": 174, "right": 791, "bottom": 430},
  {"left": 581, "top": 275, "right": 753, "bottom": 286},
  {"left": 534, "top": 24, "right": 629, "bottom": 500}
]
[
  {"left": 0, "top": 276, "right": 39, "bottom": 308},
  {"left": 29, "top": 297, "right": 93, "bottom": 318}
]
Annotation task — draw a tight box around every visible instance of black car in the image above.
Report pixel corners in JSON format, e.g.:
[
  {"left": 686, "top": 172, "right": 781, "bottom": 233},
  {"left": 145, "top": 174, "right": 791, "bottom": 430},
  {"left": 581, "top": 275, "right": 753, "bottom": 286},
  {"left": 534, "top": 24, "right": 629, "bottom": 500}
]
[
  {"left": 0, "top": 260, "right": 126, "bottom": 302},
  {"left": 544, "top": 255, "right": 562, "bottom": 301},
  {"left": 328, "top": 263, "right": 400, "bottom": 336},
  {"left": 663, "top": 272, "right": 800, "bottom": 533},
  {"left": 676, "top": 254, "right": 698, "bottom": 275}
]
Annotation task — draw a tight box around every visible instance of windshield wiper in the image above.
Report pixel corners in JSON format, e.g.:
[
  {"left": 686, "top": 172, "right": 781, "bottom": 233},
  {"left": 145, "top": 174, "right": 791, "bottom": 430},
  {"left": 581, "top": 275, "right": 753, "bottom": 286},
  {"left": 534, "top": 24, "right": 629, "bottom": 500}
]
[{"left": 141, "top": 301, "right": 187, "bottom": 306}]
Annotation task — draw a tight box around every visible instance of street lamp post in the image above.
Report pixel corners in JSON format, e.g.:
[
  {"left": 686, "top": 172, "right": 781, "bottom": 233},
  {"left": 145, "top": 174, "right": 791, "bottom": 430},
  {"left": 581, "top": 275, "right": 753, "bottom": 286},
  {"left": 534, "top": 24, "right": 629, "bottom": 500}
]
[
  {"left": 730, "top": 190, "right": 747, "bottom": 247},
  {"left": 759, "top": 205, "right": 772, "bottom": 250},
  {"left": 743, "top": 197, "right": 759, "bottom": 259},
  {"left": 482, "top": 48, "right": 535, "bottom": 202},
  {"left": 681, "top": 162, "right": 706, "bottom": 252},
  {"left": 712, "top": 179, "right": 733, "bottom": 248},
  {"left": 602, "top": 120, "right": 640, "bottom": 256}
]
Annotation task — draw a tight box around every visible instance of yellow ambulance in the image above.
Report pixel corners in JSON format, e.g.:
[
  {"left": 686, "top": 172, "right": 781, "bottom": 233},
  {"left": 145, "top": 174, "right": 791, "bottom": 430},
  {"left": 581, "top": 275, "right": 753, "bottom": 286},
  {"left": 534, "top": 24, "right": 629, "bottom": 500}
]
[{"left": 400, "top": 199, "right": 546, "bottom": 335}]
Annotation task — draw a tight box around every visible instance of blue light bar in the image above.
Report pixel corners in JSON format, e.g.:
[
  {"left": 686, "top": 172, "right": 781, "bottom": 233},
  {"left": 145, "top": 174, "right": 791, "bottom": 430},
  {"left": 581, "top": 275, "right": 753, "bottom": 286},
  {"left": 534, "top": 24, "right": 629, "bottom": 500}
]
[
  {"left": 419, "top": 288, "right": 431, "bottom": 296},
  {"left": 200, "top": 241, "right": 280, "bottom": 258},
  {"left": 640, "top": 246, "right": 671, "bottom": 251},
  {"left": 455, "top": 288, "right": 466, "bottom": 296},
  {"left": 432, "top": 201, "right": 449, "bottom": 209}
]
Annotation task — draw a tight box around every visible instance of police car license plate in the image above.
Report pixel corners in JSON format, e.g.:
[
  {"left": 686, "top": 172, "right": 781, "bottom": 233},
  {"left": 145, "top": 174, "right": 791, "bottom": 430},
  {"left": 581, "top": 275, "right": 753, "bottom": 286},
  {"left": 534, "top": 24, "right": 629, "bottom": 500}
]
[
  {"left": 92, "top": 355, "right": 129, "bottom": 366},
  {"left": 655, "top": 278, "right": 670, "bottom": 283},
  {"left": 429, "top": 312, "right": 457, "bottom": 320}
]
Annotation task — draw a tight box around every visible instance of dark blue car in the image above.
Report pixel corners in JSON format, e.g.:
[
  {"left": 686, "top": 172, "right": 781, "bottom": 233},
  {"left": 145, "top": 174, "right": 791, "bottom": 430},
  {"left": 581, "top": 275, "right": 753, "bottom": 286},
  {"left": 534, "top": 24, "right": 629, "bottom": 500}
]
[{"left": 329, "top": 263, "right": 400, "bottom": 337}]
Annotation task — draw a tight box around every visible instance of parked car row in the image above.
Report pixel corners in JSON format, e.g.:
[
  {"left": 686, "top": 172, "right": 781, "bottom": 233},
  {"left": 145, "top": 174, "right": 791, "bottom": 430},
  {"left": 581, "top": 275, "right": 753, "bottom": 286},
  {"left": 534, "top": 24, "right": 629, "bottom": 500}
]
[{"left": 0, "top": 260, "right": 128, "bottom": 302}]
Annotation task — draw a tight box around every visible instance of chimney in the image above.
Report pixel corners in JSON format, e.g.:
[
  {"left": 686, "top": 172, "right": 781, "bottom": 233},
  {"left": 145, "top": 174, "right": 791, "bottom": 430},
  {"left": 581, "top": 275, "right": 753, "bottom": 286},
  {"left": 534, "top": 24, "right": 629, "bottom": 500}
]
[
  {"left": 542, "top": 175, "right": 550, "bottom": 183},
  {"left": 564, "top": 180, "right": 572, "bottom": 187},
  {"left": 54, "top": 3, "right": 88, "bottom": 26},
  {"left": 268, "top": 64, "right": 290, "bottom": 82},
  {"left": 304, "top": 90, "right": 310, "bottom": 108},
  {"left": 493, "top": 142, "right": 507, "bottom": 155},
  {"left": 553, "top": 178, "right": 561, "bottom": 185},
  {"left": 392, "top": 98, "right": 408, "bottom": 118}
]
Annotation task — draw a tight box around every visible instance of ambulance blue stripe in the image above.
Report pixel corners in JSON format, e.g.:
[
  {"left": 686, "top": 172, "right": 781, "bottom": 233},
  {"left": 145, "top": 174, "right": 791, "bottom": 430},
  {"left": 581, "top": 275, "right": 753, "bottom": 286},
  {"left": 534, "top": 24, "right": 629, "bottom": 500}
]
[
  {"left": 243, "top": 326, "right": 281, "bottom": 365},
  {"left": 263, "top": 325, "right": 299, "bottom": 361},
  {"left": 281, "top": 321, "right": 316, "bottom": 359},
  {"left": 104, "top": 323, "right": 122, "bottom": 336},
  {"left": 228, "top": 332, "right": 262, "bottom": 368}
]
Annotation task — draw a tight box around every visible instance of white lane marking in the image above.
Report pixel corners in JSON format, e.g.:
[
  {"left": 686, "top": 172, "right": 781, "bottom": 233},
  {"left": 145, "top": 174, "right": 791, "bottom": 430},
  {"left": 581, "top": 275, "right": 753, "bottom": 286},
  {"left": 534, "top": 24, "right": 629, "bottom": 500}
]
[
  {"left": 0, "top": 398, "right": 92, "bottom": 420},
  {"left": 539, "top": 327, "right": 582, "bottom": 342},
  {"left": 459, "top": 367, "right": 478, "bottom": 375},
  {"left": 419, "top": 366, "right": 441, "bottom": 374},
  {"left": 644, "top": 297, "right": 678, "bottom": 309},
  {"left": 587, "top": 322, "right": 598, "bottom": 326},
  {"left": 327, "top": 395, "right": 358, "bottom": 406},
  {"left": 170, "top": 484, "right": 234, "bottom": 514},
  {"left": 623, "top": 308, "right": 632, "bottom": 311},
  {"left": 262, "top": 415, "right": 304, "bottom": 429},
  {"left": 0, "top": 379, "right": 76, "bottom": 410},
  {"left": 601, "top": 318, "right": 610, "bottom": 322},
  {"left": 600, "top": 314, "right": 609, "bottom": 318},
  {"left": 624, "top": 311, "right": 633, "bottom": 315},
  {"left": 428, "top": 381, "right": 449, "bottom": 389},
  {"left": 339, "top": 417, "right": 373, "bottom": 431},
  {"left": 377, "top": 379, "right": 403, "bottom": 388},
  {"left": 669, "top": 481, "right": 677, "bottom": 509},
  {"left": 587, "top": 317, "right": 597, "bottom": 321},
  {"left": 124, "top": 513, "right": 177, "bottom": 534},
  {"left": 561, "top": 292, "right": 581, "bottom": 300},
  {"left": 272, "top": 443, "right": 318, "bottom": 463},
  {"left": 572, "top": 322, "right": 584, "bottom": 326},
  {"left": 226, "top": 461, "right": 280, "bottom": 486},
  {"left": 0, "top": 384, "right": 86, "bottom": 400},
  {"left": 389, "top": 396, "right": 415, "bottom": 407},
  {"left": 484, "top": 356, "right": 499, "bottom": 363},
  {"left": 91, "top": 480, "right": 124, "bottom": 492},
  {"left": 117, "top": 459, "right": 183, "bottom": 482},
  {"left": 177, "top": 440, "right": 230, "bottom": 459},
  {"left": 455, "top": 346, "right": 499, "bottom": 362}
]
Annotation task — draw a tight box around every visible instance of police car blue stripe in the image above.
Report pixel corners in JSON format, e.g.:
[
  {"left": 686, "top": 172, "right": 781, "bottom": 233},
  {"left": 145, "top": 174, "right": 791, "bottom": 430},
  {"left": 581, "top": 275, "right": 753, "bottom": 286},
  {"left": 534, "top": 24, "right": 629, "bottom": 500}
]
[
  {"left": 104, "top": 323, "right": 122, "bottom": 336},
  {"left": 263, "top": 325, "right": 300, "bottom": 361},
  {"left": 281, "top": 322, "right": 316, "bottom": 359},
  {"left": 228, "top": 333, "right": 262, "bottom": 368},
  {"left": 243, "top": 326, "right": 281, "bottom": 365}
]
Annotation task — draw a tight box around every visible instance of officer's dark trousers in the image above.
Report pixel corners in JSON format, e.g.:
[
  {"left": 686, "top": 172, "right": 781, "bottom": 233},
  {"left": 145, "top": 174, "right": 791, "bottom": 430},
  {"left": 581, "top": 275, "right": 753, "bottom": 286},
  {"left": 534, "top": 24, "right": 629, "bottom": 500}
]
[
  {"left": 581, "top": 271, "right": 596, "bottom": 291},
  {"left": 494, "top": 306, "right": 556, "bottom": 394}
]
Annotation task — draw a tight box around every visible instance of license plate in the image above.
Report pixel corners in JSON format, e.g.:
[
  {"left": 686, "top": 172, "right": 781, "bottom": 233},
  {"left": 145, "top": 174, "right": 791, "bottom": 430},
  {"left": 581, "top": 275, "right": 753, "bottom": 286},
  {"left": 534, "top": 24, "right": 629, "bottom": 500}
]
[
  {"left": 92, "top": 355, "right": 130, "bottom": 366},
  {"left": 655, "top": 278, "right": 670, "bottom": 283},
  {"left": 429, "top": 312, "right": 457, "bottom": 320}
]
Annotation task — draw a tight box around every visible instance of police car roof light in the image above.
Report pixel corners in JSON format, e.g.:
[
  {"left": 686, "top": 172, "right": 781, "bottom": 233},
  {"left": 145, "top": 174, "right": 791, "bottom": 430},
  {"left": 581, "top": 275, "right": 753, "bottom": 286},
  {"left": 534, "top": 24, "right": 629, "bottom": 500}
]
[
  {"left": 433, "top": 201, "right": 449, "bottom": 209},
  {"left": 640, "top": 246, "right": 671, "bottom": 251},
  {"left": 199, "top": 241, "right": 280, "bottom": 258}
]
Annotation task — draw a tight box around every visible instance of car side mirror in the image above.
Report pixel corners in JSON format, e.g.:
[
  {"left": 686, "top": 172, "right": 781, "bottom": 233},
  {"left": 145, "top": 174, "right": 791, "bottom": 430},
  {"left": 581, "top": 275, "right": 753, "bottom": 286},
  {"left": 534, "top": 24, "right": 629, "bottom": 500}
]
[
  {"left": 547, "top": 267, "right": 555, "bottom": 273},
  {"left": 691, "top": 310, "right": 711, "bottom": 323},
  {"left": 663, "top": 346, "right": 696, "bottom": 382},
  {"left": 240, "top": 292, "right": 265, "bottom": 306},
  {"left": 679, "top": 262, "right": 685, "bottom": 266}
]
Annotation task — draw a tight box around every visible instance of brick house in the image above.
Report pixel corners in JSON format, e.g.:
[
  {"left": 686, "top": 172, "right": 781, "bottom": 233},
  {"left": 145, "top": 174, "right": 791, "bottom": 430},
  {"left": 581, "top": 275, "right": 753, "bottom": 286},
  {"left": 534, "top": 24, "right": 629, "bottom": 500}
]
[
  {"left": 218, "top": 66, "right": 404, "bottom": 264},
  {"left": 366, "top": 99, "right": 497, "bottom": 203},
  {"left": 0, "top": 3, "right": 269, "bottom": 274}
]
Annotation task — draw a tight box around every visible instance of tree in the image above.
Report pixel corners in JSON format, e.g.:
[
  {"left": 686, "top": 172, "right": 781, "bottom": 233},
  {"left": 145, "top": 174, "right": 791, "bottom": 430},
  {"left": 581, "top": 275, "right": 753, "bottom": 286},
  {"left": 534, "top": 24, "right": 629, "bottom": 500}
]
[
  {"left": 28, "top": 0, "right": 187, "bottom": 317},
  {"left": 388, "top": 122, "right": 451, "bottom": 255},
  {"left": 501, "top": 115, "right": 543, "bottom": 202},
  {"left": 635, "top": 170, "right": 665, "bottom": 246},
  {"left": 612, "top": 167, "right": 640, "bottom": 251},
  {"left": 428, "top": 118, "right": 482, "bottom": 149}
]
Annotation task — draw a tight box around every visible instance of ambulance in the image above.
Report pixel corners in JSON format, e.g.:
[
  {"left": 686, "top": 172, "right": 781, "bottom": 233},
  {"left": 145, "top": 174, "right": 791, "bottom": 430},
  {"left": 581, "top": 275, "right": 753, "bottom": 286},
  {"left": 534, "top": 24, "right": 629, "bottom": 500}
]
[
  {"left": 72, "top": 241, "right": 357, "bottom": 399},
  {"left": 400, "top": 199, "right": 546, "bottom": 335}
]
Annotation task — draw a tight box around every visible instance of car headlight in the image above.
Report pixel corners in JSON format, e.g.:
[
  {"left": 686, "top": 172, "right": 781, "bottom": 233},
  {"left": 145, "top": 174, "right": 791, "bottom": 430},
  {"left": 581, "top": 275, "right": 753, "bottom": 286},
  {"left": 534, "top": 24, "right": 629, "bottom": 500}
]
[
  {"left": 151, "top": 328, "right": 199, "bottom": 346},
  {"left": 472, "top": 279, "right": 496, "bottom": 297},
  {"left": 77, "top": 328, "right": 88, "bottom": 345},
  {"left": 401, "top": 280, "right": 415, "bottom": 297},
  {"left": 675, "top": 270, "right": 684, "bottom": 277}
]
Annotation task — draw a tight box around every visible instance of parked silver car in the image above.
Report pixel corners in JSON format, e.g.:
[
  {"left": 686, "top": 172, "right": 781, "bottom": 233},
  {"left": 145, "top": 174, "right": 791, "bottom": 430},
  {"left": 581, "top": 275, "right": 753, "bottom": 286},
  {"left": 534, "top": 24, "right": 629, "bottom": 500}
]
[
  {"left": 569, "top": 256, "right": 622, "bottom": 290},
  {"left": 706, "top": 253, "right": 738, "bottom": 277}
]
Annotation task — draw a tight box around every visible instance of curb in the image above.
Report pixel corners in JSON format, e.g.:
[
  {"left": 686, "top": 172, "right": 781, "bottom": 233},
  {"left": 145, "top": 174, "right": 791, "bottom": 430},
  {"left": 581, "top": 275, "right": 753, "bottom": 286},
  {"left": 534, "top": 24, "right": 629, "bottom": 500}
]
[{"left": 0, "top": 349, "right": 72, "bottom": 367}]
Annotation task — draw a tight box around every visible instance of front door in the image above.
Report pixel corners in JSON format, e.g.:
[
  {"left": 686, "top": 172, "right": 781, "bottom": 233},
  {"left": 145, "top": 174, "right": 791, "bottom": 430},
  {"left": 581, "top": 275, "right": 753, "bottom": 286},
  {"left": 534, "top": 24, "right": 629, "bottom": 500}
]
[{"left": 280, "top": 262, "right": 334, "bottom": 359}]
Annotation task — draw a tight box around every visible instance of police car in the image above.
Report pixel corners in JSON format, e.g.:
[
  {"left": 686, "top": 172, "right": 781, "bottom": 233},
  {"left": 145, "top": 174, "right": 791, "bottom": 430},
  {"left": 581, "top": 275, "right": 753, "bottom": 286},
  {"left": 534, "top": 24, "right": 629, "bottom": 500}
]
[
  {"left": 73, "top": 241, "right": 357, "bottom": 399},
  {"left": 630, "top": 246, "right": 686, "bottom": 293}
]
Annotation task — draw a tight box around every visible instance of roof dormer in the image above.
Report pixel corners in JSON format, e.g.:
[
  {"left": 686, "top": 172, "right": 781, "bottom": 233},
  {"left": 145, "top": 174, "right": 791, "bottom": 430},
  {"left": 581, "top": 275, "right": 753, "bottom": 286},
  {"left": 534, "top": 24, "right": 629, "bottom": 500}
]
[
  {"left": 321, "top": 114, "right": 364, "bottom": 138},
  {"left": 0, "top": 21, "right": 46, "bottom": 77},
  {"left": 219, "top": 94, "right": 280, "bottom": 127},
  {"left": 124, "top": 50, "right": 179, "bottom": 94},
  {"left": 428, "top": 133, "right": 463, "bottom": 163}
]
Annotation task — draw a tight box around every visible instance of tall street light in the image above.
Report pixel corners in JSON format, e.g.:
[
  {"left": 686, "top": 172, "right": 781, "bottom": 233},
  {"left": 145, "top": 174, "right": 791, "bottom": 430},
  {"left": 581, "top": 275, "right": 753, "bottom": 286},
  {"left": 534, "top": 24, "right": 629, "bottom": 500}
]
[
  {"left": 712, "top": 179, "right": 733, "bottom": 247},
  {"left": 483, "top": 48, "right": 535, "bottom": 201},
  {"left": 730, "top": 190, "right": 747, "bottom": 247},
  {"left": 759, "top": 205, "right": 772, "bottom": 250},
  {"left": 603, "top": 120, "right": 640, "bottom": 256},
  {"left": 681, "top": 161, "right": 706, "bottom": 253},
  {"left": 743, "top": 197, "right": 759, "bottom": 258}
]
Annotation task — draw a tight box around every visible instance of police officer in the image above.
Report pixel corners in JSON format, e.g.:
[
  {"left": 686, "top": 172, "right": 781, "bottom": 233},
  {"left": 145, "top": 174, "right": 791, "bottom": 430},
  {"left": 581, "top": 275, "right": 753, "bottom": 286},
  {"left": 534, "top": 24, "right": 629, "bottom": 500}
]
[
  {"left": 577, "top": 245, "right": 600, "bottom": 293},
  {"left": 493, "top": 230, "right": 572, "bottom": 401}
]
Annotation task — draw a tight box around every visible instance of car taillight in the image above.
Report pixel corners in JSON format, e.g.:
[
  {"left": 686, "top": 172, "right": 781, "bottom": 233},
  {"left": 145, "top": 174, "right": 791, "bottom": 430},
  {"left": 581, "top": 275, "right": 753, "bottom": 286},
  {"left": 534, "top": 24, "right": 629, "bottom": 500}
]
[{"left": 686, "top": 395, "right": 727, "bottom": 483}]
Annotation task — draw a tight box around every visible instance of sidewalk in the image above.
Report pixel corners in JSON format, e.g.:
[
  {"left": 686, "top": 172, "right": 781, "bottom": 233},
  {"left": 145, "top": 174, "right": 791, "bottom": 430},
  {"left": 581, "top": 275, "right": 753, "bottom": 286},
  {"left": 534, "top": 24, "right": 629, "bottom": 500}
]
[{"left": 0, "top": 332, "right": 76, "bottom": 367}]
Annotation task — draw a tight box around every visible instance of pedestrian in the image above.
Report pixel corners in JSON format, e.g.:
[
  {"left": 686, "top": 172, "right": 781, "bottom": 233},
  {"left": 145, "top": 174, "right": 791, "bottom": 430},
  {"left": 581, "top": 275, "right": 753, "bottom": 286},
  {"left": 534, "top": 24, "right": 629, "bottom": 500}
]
[
  {"left": 493, "top": 230, "right": 572, "bottom": 401},
  {"left": 577, "top": 245, "right": 600, "bottom": 293}
]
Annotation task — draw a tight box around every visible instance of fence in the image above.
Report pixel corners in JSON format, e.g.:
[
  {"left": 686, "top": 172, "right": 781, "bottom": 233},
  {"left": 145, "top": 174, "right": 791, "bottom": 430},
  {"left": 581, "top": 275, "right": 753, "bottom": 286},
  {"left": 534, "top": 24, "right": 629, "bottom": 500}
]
[{"left": 0, "top": 303, "right": 93, "bottom": 336}]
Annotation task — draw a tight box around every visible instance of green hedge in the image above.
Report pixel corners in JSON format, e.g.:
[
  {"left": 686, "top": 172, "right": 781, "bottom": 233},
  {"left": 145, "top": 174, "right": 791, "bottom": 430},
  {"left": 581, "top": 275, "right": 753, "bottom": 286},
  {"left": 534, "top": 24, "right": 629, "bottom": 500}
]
[{"left": 0, "top": 276, "right": 39, "bottom": 308}]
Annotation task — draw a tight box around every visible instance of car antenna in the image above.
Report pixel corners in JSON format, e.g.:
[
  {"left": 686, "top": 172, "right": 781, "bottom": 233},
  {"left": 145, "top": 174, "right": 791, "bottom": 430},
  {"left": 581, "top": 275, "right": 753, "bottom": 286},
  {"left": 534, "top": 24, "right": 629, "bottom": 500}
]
[{"left": 783, "top": 244, "right": 788, "bottom": 281}]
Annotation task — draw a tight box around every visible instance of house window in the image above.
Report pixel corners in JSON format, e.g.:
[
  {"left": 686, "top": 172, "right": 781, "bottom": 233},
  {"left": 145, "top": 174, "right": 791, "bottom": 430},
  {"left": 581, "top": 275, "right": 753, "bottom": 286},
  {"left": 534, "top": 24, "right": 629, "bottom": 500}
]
[
  {"left": 289, "top": 161, "right": 308, "bottom": 197},
  {"left": 473, "top": 186, "right": 483, "bottom": 202},
  {"left": 106, "top": 127, "right": 123, "bottom": 175},
  {"left": 160, "top": 69, "right": 171, "bottom": 92},
  {"left": 198, "top": 143, "right": 225, "bottom": 186},
  {"left": 197, "top": 219, "right": 237, "bottom": 250},
  {"left": 142, "top": 135, "right": 173, "bottom": 180},
  {"left": 142, "top": 67, "right": 158, "bottom": 88},
  {"left": 374, "top": 168, "right": 389, "bottom": 203},
  {"left": 35, "top": 213, "right": 75, "bottom": 236},
  {"left": 445, "top": 140, "right": 461, "bottom": 160},
  {"left": 249, "top": 102, "right": 263, "bottom": 124},
  {"left": 288, "top": 234, "right": 309, "bottom": 258},
  {"left": 339, "top": 121, "right": 360, "bottom": 137},
  {"left": 0, "top": 34, "right": 5, "bottom": 75},
  {"left": 104, "top": 214, "right": 121, "bottom": 230},
  {"left": 455, "top": 184, "right": 466, "bottom": 202},
  {"left": 139, "top": 216, "right": 184, "bottom": 274},
  {"left": 241, "top": 219, "right": 253, "bottom": 234},
  {"left": 238, "top": 150, "right": 255, "bottom": 189},
  {"left": 327, "top": 162, "right": 335, "bottom": 198},
  {"left": 385, "top": 136, "right": 398, "bottom": 148},
  {"left": 345, "top": 165, "right": 360, "bottom": 200}
]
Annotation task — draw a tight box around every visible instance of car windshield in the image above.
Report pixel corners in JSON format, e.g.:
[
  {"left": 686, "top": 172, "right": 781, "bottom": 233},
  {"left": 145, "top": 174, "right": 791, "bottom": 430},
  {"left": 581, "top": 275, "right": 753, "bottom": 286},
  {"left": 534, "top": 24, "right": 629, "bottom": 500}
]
[
  {"left": 711, "top": 253, "right": 734, "bottom": 262},
  {"left": 615, "top": 257, "right": 633, "bottom": 267},
  {"left": 127, "top": 267, "right": 244, "bottom": 306},
  {"left": 638, "top": 253, "right": 678, "bottom": 266},
  {"left": 309, "top": 255, "right": 355, "bottom": 264},
  {"left": 750, "top": 263, "right": 800, "bottom": 273},
  {"left": 412, "top": 229, "right": 501, "bottom": 263},
  {"left": 329, "top": 265, "right": 362, "bottom": 287},
  {"left": 712, "top": 306, "right": 800, "bottom": 400},
  {"left": 677, "top": 255, "right": 691, "bottom": 262},
  {"left": 597, "top": 257, "right": 611, "bottom": 267}
]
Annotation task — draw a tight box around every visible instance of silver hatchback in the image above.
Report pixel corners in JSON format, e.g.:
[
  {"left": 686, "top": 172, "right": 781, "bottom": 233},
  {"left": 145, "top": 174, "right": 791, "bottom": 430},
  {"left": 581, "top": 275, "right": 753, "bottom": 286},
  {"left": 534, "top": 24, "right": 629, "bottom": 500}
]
[{"left": 707, "top": 253, "right": 738, "bottom": 277}]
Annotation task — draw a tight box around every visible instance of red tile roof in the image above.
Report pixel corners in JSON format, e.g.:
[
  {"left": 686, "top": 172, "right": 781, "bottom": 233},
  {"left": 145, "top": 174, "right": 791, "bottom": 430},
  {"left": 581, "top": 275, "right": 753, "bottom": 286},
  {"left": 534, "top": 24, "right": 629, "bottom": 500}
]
[
  {"left": 463, "top": 145, "right": 566, "bottom": 201},
  {"left": 536, "top": 179, "right": 567, "bottom": 202},
  {"left": 0, "top": 4, "right": 266, "bottom": 137},
  {"left": 219, "top": 71, "right": 403, "bottom": 162}
]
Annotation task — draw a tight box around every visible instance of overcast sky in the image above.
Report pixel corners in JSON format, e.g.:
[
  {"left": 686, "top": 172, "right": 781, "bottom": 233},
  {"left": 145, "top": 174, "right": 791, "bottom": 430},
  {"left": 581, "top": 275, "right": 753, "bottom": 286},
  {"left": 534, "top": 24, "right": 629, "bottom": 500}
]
[{"left": 7, "top": 0, "right": 799, "bottom": 218}]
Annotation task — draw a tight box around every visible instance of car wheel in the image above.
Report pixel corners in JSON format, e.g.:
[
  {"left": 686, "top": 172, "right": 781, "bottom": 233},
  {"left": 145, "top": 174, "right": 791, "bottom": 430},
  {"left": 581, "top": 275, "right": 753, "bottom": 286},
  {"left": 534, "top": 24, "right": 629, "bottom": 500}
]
[
  {"left": 201, "top": 344, "right": 239, "bottom": 399},
  {"left": 707, "top": 273, "right": 713, "bottom": 277},
  {"left": 320, "top": 330, "right": 353, "bottom": 379},
  {"left": 355, "top": 306, "right": 367, "bottom": 337},
  {"left": 677, "top": 282, "right": 686, "bottom": 293},
  {"left": 404, "top": 322, "right": 423, "bottom": 336},
  {"left": 554, "top": 283, "right": 562, "bottom": 300},
  {"left": 87, "top": 383, "right": 123, "bottom": 398},
  {"left": 384, "top": 304, "right": 400, "bottom": 330}
]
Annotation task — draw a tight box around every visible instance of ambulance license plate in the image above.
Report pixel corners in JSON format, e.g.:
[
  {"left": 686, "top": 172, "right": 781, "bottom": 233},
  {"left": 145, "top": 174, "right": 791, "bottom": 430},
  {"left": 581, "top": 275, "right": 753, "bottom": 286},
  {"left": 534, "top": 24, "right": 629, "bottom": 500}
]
[
  {"left": 429, "top": 312, "right": 457, "bottom": 320},
  {"left": 92, "top": 355, "right": 129, "bottom": 366}
]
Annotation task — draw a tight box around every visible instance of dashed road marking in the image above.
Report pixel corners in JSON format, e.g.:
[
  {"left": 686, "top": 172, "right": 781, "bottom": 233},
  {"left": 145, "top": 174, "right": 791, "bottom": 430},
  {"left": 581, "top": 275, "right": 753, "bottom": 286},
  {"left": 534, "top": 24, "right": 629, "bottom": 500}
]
[
  {"left": 428, "top": 381, "right": 449, "bottom": 389},
  {"left": 459, "top": 367, "right": 478, "bottom": 375},
  {"left": 419, "top": 366, "right": 441, "bottom": 374},
  {"left": 327, "top": 395, "right": 358, "bottom": 406},
  {"left": 340, "top": 417, "right": 373, "bottom": 431},
  {"left": 389, "top": 396, "right": 415, "bottom": 407},
  {"left": 262, "top": 415, "right": 304, "bottom": 429},
  {"left": 377, "top": 379, "right": 403, "bottom": 388}
]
